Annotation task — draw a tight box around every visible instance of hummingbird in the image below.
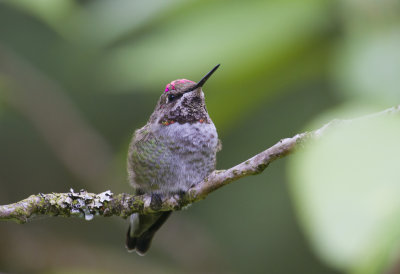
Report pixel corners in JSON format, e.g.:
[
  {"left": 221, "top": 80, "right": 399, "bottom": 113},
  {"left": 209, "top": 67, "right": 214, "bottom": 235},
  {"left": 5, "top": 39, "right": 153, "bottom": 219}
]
[{"left": 126, "top": 64, "right": 221, "bottom": 255}]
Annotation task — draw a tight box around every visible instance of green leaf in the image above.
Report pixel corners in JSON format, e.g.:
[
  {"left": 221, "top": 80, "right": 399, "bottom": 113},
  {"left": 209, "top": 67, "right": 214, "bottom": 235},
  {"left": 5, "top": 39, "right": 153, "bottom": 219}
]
[{"left": 288, "top": 104, "right": 400, "bottom": 273}]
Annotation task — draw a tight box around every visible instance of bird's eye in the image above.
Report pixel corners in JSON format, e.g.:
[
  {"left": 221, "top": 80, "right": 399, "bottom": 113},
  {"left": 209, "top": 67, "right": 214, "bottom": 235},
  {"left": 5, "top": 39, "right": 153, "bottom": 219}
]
[{"left": 168, "top": 93, "right": 182, "bottom": 102}]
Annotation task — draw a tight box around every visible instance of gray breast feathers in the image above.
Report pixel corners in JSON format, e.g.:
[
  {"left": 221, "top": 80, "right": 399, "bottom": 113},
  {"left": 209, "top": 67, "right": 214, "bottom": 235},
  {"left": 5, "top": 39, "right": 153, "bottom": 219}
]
[{"left": 128, "top": 122, "right": 219, "bottom": 195}]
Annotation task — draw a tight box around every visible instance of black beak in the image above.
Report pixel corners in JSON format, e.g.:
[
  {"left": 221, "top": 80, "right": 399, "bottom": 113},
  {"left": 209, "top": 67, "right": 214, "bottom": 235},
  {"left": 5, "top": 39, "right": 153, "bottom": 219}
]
[{"left": 187, "top": 64, "right": 220, "bottom": 92}]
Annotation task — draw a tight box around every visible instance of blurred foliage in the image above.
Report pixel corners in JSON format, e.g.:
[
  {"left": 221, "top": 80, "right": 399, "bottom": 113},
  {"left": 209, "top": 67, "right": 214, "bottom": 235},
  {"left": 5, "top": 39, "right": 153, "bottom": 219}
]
[
  {"left": 0, "top": 0, "right": 398, "bottom": 273},
  {"left": 287, "top": 0, "right": 400, "bottom": 273},
  {"left": 290, "top": 106, "right": 400, "bottom": 274}
]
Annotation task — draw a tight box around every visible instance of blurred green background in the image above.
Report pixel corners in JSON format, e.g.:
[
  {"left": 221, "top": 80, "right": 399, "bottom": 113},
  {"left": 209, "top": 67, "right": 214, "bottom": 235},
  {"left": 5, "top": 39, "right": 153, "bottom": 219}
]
[{"left": 1, "top": 0, "right": 399, "bottom": 273}]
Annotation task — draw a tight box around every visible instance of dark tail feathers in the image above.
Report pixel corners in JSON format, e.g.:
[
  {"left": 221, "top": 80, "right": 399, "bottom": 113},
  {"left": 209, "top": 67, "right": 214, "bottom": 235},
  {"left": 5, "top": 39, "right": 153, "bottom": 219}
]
[{"left": 126, "top": 211, "right": 171, "bottom": 255}]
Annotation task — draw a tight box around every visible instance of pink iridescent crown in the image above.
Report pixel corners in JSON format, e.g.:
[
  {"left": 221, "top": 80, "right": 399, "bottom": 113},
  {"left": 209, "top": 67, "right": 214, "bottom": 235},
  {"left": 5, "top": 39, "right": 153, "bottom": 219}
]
[{"left": 164, "top": 79, "right": 195, "bottom": 92}]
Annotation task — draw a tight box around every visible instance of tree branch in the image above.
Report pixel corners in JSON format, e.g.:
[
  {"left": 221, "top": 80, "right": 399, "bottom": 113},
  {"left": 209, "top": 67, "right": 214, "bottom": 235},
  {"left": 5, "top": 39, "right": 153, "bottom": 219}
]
[{"left": 1, "top": 105, "right": 399, "bottom": 224}]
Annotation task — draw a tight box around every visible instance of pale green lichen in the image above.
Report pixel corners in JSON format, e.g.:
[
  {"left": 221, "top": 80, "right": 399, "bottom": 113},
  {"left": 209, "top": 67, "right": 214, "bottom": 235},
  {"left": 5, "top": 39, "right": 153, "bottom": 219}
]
[{"left": 65, "top": 189, "right": 113, "bottom": 220}]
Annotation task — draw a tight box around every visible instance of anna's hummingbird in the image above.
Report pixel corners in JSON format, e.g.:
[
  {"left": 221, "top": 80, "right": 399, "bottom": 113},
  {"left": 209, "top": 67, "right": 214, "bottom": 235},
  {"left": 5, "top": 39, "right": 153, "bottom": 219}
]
[{"left": 126, "top": 65, "right": 221, "bottom": 255}]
